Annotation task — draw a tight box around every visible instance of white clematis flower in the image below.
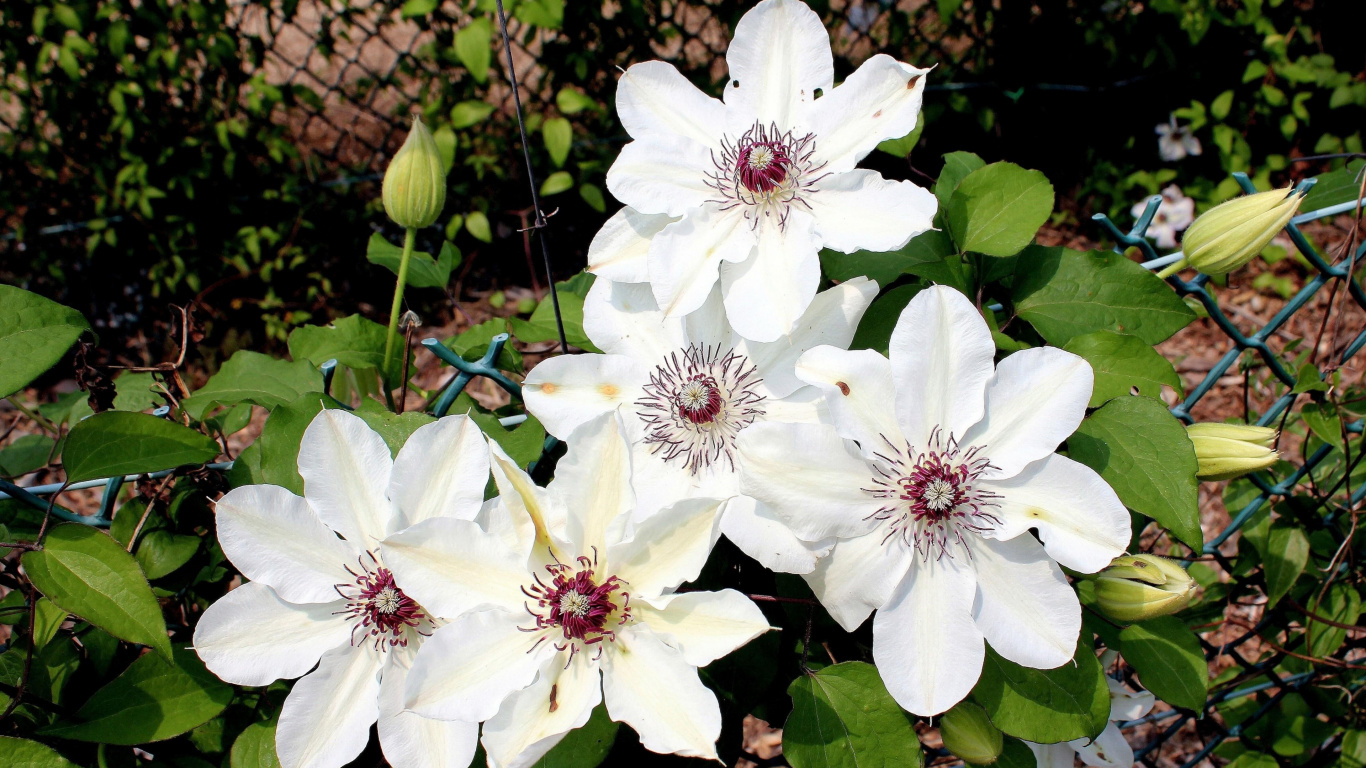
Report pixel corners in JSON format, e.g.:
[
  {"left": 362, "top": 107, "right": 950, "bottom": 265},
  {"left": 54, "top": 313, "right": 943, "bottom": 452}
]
[
  {"left": 522, "top": 275, "right": 877, "bottom": 574},
  {"left": 1155, "top": 115, "right": 1202, "bottom": 162},
  {"left": 382, "top": 412, "right": 772, "bottom": 768},
  {"left": 1028, "top": 679, "right": 1155, "bottom": 768},
  {"left": 1130, "top": 184, "right": 1195, "bottom": 250},
  {"left": 194, "top": 410, "right": 490, "bottom": 768},
  {"left": 736, "top": 285, "right": 1131, "bottom": 715},
  {"left": 597, "top": 0, "right": 936, "bottom": 342}
]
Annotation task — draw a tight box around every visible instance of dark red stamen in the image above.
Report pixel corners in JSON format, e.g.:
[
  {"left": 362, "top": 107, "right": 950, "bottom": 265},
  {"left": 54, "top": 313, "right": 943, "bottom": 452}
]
[
  {"left": 736, "top": 140, "right": 792, "bottom": 193},
  {"left": 335, "top": 554, "right": 426, "bottom": 650},
  {"left": 522, "top": 555, "right": 630, "bottom": 664}
]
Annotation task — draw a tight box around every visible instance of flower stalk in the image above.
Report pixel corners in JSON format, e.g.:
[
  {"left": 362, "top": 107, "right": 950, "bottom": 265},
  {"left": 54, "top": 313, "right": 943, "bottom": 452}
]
[{"left": 383, "top": 227, "right": 416, "bottom": 380}]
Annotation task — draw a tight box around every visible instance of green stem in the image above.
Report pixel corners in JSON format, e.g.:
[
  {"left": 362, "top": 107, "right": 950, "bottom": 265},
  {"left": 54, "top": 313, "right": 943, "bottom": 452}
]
[
  {"left": 383, "top": 227, "right": 417, "bottom": 386},
  {"left": 1155, "top": 258, "right": 1189, "bottom": 280}
]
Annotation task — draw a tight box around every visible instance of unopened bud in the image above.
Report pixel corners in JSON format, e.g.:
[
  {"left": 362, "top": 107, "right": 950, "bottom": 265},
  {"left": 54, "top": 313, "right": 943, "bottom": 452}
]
[
  {"left": 1163, "top": 186, "right": 1304, "bottom": 277},
  {"left": 941, "top": 702, "right": 1004, "bottom": 765},
  {"left": 1094, "top": 554, "right": 1197, "bottom": 623},
  {"left": 1187, "top": 422, "right": 1279, "bottom": 481},
  {"left": 382, "top": 116, "right": 447, "bottom": 229}
]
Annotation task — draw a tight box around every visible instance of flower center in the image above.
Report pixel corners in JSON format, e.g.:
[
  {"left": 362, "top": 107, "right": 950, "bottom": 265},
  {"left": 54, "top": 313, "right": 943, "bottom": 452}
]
[
  {"left": 737, "top": 141, "right": 791, "bottom": 193},
  {"left": 706, "top": 121, "right": 828, "bottom": 230},
  {"left": 523, "top": 555, "right": 631, "bottom": 664},
  {"left": 335, "top": 554, "right": 427, "bottom": 650},
  {"left": 637, "top": 345, "right": 766, "bottom": 474},
  {"left": 864, "top": 428, "right": 1002, "bottom": 559}
]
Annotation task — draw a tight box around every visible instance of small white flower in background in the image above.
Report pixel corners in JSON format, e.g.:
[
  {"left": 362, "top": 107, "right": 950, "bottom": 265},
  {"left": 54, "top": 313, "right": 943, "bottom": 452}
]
[
  {"left": 846, "top": 2, "right": 880, "bottom": 33},
  {"left": 194, "top": 411, "right": 491, "bottom": 768},
  {"left": 1131, "top": 184, "right": 1195, "bottom": 250},
  {"left": 736, "top": 285, "right": 1131, "bottom": 715},
  {"left": 1155, "top": 115, "right": 1202, "bottom": 162},
  {"left": 1028, "top": 678, "right": 1155, "bottom": 768},
  {"left": 522, "top": 275, "right": 878, "bottom": 574},
  {"left": 596, "top": 0, "right": 936, "bottom": 342},
  {"left": 382, "top": 412, "right": 772, "bottom": 768}
]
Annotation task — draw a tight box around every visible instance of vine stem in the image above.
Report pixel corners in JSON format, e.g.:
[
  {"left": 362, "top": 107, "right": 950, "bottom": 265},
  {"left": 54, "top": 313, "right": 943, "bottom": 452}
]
[{"left": 383, "top": 227, "right": 417, "bottom": 382}]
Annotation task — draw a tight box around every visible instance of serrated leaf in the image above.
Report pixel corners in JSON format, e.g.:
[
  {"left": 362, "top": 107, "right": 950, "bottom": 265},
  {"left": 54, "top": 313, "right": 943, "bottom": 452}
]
[
  {"left": 947, "top": 162, "right": 1054, "bottom": 257},
  {"left": 543, "top": 117, "right": 572, "bottom": 167},
  {"left": 972, "top": 642, "right": 1109, "bottom": 743},
  {"left": 288, "top": 314, "right": 405, "bottom": 387},
  {"left": 455, "top": 17, "right": 492, "bottom": 83},
  {"left": 182, "top": 351, "right": 323, "bottom": 420},
  {"left": 1263, "top": 524, "right": 1308, "bottom": 607},
  {"left": 783, "top": 661, "right": 923, "bottom": 768},
  {"left": 1063, "top": 331, "right": 1183, "bottom": 406},
  {"left": 351, "top": 404, "right": 436, "bottom": 457},
  {"left": 1118, "top": 616, "right": 1207, "bottom": 710},
  {"left": 62, "top": 411, "right": 219, "bottom": 483},
  {"left": 365, "top": 233, "right": 460, "bottom": 290},
  {"left": 21, "top": 524, "right": 171, "bottom": 659},
  {"left": 0, "top": 736, "right": 82, "bottom": 768},
  {"left": 0, "top": 285, "right": 91, "bottom": 399}
]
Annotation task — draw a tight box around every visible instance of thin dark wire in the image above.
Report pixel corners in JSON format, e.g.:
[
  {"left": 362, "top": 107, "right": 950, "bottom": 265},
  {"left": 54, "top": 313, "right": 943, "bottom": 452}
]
[{"left": 493, "top": 0, "right": 569, "bottom": 356}]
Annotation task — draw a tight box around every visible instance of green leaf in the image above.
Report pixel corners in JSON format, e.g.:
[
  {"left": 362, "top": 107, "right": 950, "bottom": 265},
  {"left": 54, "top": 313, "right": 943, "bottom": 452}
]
[
  {"left": 972, "top": 642, "right": 1109, "bottom": 743},
  {"left": 182, "top": 351, "right": 324, "bottom": 420},
  {"left": 351, "top": 404, "right": 437, "bottom": 457},
  {"left": 0, "top": 285, "right": 91, "bottom": 399},
  {"left": 1301, "top": 402, "right": 1346, "bottom": 451},
  {"left": 851, "top": 284, "right": 925, "bottom": 355},
  {"left": 230, "top": 720, "right": 282, "bottom": 768},
  {"left": 877, "top": 121, "right": 924, "bottom": 158},
  {"left": 534, "top": 704, "right": 618, "bottom": 767},
  {"left": 783, "top": 661, "right": 923, "bottom": 768},
  {"left": 39, "top": 646, "right": 231, "bottom": 744},
  {"left": 1262, "top": 524, "right": 1309, "bottom": 608},
  {"left": 455, "top": 17, "right": 492, "bottom": 83},
  {"left": 470, "top": 413, "right": 547, "bottom": 468},
  {"left": 579, "top": 183, "right": 606, "bottom": 213},
  {"left": 540, "top": 171, "right": 574, "bottom": 196},
  {"left": 288, "top": 314, "right": 404, "bottom": 386},
  {"left": 432, "top": 124, "right": 457, "bottom": 173},
  {"left": 992, "top": 737, "right": 1038, "bottom": 768},
  {"left": 256, "top": 392, "right": 344, "bottom": 495},
  {"left": 934, "top": 151, "right": 985, "bottom": 214},
  {"left": 1302, "top": 160, "right": 1365, "bottom": 211},
  {"left": 32, "top": 598, "right": 66, "bottom": 650},
  {"left": 947, "top": 162, "right": 1054, "bottom": 257},
  {"left": 136, "top": 529, "right": 201, "bottom": 580},
  {"left": 515, "top": 0, "right": 564, "bottom": 28},
  {"left": 21, "top": 524, "right": 171, "bottom": 659},
  {"left": 0, "top": 736, "right": 82, "bottom": 768},
  {"left": 1063, "top": 331, "right": 1183, "bottom": 406},
  {"left": 543, "top": 117, "right": 572, "bottom": 167},
  {"left": 443, "top": 318, "right": 522, "bottom": 373},
  {"left": 556, "top": 88, "right": 596, "bottom": 115},
  {"left": 508, "top": 277, "right": 600, "bottom": 352},
  {"left": 0, "top": 434, "right": 56, "bottom": 478},
  {"left": 1337, "top": 731, "right": 1366, "bottom": 768},
  {"left": 400, "top": 0, "right": 437, "bottom": 17},
  {"left": 365, "top": 233, "right": 459, "bottom": 290},
  {"left": 1012, "top": 246, "right": 1196, "bottom": 345},
  {"left": 62, "top": 411, "right": 219, "bottom": 483},
  {"left": 466, "top": 211, "right": 493, "bottom": 243},
  {"left": 1118, "top": 616, "right": 1208, "bottom": 710},
  {"left": 450, "top": 100, "right": 495, "bottom": 129},
  {"left": 819, "top": 228, "right": 964, "bottom": 293},
  {"left": 1307, "top": 584, "right": 1361, "bottom": 659},
  {"left": 1068, "top": 396, "right": 1202, "bottom": 551}
]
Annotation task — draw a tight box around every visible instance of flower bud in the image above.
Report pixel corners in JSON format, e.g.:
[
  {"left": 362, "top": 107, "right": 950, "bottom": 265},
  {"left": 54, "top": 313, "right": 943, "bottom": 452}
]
[
  {"left": 940, "top": 701, "right": 1004, "bottom": 765},
  {"left": 1187, "top": 422, "right": 1279, "bottom": 481},
  {"left": 1094, "top": 554, "right": 1197, "bottom": 623},
  {"left": 382, "top": 116, "right": 447, "bottom": 229},
  {"left": 1178, "top": 186, "right": 1304, "bottom": 276}
]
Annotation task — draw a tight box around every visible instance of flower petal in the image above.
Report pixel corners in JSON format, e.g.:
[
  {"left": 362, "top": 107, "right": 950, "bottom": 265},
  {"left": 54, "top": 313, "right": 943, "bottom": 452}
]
[
  {"left": 276, "top": 645, "right": 382, "bottom": 768},
  {"left": 720, "top": 211, "right": 821, "bottom": 343},
  {"left": 724, "top": 0, "right": 833, "bottom": 130},
  {"left": 609, "top": 497, "right": 720, "bottom": 600},
  {"left": 602, "top": 624, "right": 721, "bottom": 760},
  {"left": 583, "top": 278, "right": 684, "bottom": 362},
  {"left": 804, "top": 55, "right": 930, "bottom": 174},
  {"left": 636, "top": 589, "right": 772, "bottom": 667},
  {"left": 298, "top": 409, "right": 395, "bottom": 547},
  {"left": 719, "top": 495, "right": 829, "bottom": 575},
  {"left": 193, "top": 582, "right": 351, "bottom": 687},
  {"left": 740, "top": 276, "right": 879, "bottom": 399},
  {"left": 388, "top": 414, "right": 489, "bottom": 529},
  {"left": 980, "top": 453, "right": 1130, "bottom": 574},
  {"left": 737, "top": 421, "right": 880, "bottom": 542},
  {"left": 587, "top": 207, "right": 678, "bottom": 284},
  {"left": 481, "top": 655, "right": 602, "bottom": 768},
  {"left": 215, "top": 484, "right": 358, "bottom": 604},
  {"left": 962, "top": 347, "right": 1093, "bottom": 480},
  {"left": 404, "top": 610, "right": 551, "bottom": 722},
  {"left": 1072, "top": 722, "right": 1133, "bottom": 768},
  {"left": 606, "top": 137, "right": 714, "bottom": 217},
  {"left": 648, "top": 204, "right": 755, "bottom": 319},
  {"left": 617, "top": 60, "right": 727, "bottom": 147},
  {"left": 485, "top": 440, "right": 570, "bottom": 563},
  {"left": 551, "top": 411, "right": 635, "bottom": 554},
  {"left": 970, "top": 535, "right": 1080, "bottom": 670},
  {"left": 1108, "top": 679, "right": 1155, "bottom": 721},
  {"left": 888, "top": 285, "right": 995, "bottom": 449},
  {"left": 795, "top": 345, "right": 904, "bottom": 455},
  {"left": 522, "top": 354, "right": 648, "bottom": 439},
  {"left": 381, "top": 518, "right": 528, "bottom": 618},
  {"left": 806, "top": 171, "right": 937, "bottom": 253},
  {"left": 1030, "top": 741, "right": 1079, "bottom": 768},
  {"left": 378, "top": 654, "right": 480, "bottom": 768},
  {"left": 803, "top": 530, "right": 910, "bottom": 631}
]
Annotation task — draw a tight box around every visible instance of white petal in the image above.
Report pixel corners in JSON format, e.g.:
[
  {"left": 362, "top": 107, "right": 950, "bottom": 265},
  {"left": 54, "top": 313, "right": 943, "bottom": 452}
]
[
  {"left": 804, "top": 55, "right": 930, "bottom": 174},
  {"left": 981, "top": 453, "right": 1130, "bottom": 574},
  {"left": 609, "top": 497, "right": 720, "bottom": 600},
  {"left": 736, "top": 421, "right": 880, "bottom": 542},
  {"left": 551, "top": 411, "right": 635, "bottom": 554},
  {"left": 636, "top": 589, "right": 772, "bottom": 667},
  {"left": 803, "top": 531, "right": 910, "bottom": 631},
  {"left": 970, "top": 535, "right": 1080, "bottom": 670},
  {"left": 1108, "top": 679, "right": 1155, "bottom": 721},
  {"left": 214, "top": 485, "right": 358, "bottom": 603},
  {"left": 680, "top": 284, "right": 736, "bottom": 351},
  {"left": 721, "top": 211, "right": 822, "bottom": 343},
  {"left": 624, "top": 422, "right": 728, "bottom": 520},
  {"left": 601, "top": 624, "right": 721, "bottom": 760},
  {"left": 795, "top": 345, "right": 904, "bottom": 455},
  {"left": 872, "top": 558, "right": 984, "bottom": 715},
  {"left": 193, "top": 582, "right": 351, "bottom": 687},
  {"left": 724, "top": 0, "right": 833, "bottom": 129},
  {"left": 298, "top": 409, "right": 395, "bottom": 547},
  {"left": 962, "top": 347, "right": 1093, "bottom": 480},
  {"left": 381, "top": 518, "right": 528, "bottom": 618},
  {"left": 388, "top": 415, "right": 489, "bottom": 529},
  {"left": 405, "top": 610, "right": 550, "bottom": 722},
  {"left": 605, "top": 137, "right": 714, "bottom": 217},
  {"left": 888, "top": 285, "right": 996, "bottom": 448},
  {"left": 582, "top": 278, "right": 683, "bottom": 362},
  {"left": 617, "top": 60, "right": 726, "bottom": 147},
  {"left": 378, "top": 655, "right": 480, "bottom": 768},
  {"left": 522, "top": 354, "right": 648, "bottom": 439},
  {"left": 481, "top": 655, "right": 602, "bottom": 768},
  {"left": 587, "top": 207, "right": 678, "bottom": 284},
  {"left": 719, "top": 495, "right": 828, "bottom": 575},
  {"left": 740, "top": 277, "right": 879, "bottom": 399},
  {"left": 485, "top": 439, "right": 570, "bottom": 563},
  {"left": 759, "top": 383, "right": 829, "bottom": 427},
  {"left": 1072, "top": 722, "right": 1133, "bottom": 768},
  {"left": 807, "top": 171, "right": 937, "bottom": 253},
  {"left": 648, "top": 204, "right": 756, "bottom": 319},
  {"left": 276, "top": 645, "right": 382, "bottom": 768},
  {"left": 1030, "top": 741, "right": 1079, "bottom": 768}
]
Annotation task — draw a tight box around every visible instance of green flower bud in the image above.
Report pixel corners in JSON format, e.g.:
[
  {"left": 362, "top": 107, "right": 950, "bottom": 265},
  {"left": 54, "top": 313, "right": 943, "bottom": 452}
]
[
  {"left": 1168, "top": 186, "right": 1304, "bottom": 277},
  {"left": 1094, "top": 554, "right": 1197, "bottom": 623},
  {"left": 941, "top": 702, "right": 1004, "bottom": 765},
  {"left": 1187, "top": 422, "right": 1279, "bottom": 481},
  {"left": 382, "top": 116, "right": 447, "bottom": 229}
]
